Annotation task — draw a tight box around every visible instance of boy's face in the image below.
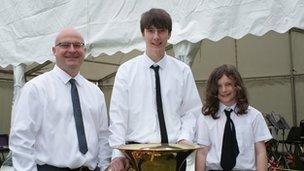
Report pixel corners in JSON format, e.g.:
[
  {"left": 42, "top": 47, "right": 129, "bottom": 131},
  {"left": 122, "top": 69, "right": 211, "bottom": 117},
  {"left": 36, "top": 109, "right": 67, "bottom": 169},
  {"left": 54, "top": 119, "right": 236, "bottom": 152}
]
[
  {"left": 217, "top": 74, "right": 237, "bottom": 106},
  {"left": 142, "top": 25, "right": 171, "bottom": 55}
]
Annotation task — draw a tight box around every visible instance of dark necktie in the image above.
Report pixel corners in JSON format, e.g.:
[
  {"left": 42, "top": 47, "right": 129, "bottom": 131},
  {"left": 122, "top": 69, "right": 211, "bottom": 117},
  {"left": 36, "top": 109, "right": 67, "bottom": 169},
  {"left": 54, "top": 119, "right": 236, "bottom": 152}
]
[
  {"left": 220, "top": 109, "right": 239, "bottom": 171},
  {"left": 150, "top": 65, "right": 168, "bottom": 143},
  {"left": 70, "top": 79, "right": 88, "bottom": 154}
]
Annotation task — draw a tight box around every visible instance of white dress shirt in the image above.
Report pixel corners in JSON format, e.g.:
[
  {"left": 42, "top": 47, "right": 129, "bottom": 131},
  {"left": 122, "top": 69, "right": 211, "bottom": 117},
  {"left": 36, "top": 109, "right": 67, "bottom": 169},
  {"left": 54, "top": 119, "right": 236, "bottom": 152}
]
[
  {"left": 109, "top": 53, "right": 202, "bottom": 158},
  {"left": 196, "top": 103, "right": 272, "bottom": 170},
  {"left": 9, "top": 65, "right": 111, "bottom": 171}
]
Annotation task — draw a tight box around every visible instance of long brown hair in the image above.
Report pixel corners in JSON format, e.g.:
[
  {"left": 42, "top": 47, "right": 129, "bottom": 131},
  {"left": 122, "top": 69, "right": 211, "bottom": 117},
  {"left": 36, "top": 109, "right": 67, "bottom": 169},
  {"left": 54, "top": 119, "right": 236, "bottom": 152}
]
[{"left": 202, "top": 64, "right": 249, "bottom": 119}]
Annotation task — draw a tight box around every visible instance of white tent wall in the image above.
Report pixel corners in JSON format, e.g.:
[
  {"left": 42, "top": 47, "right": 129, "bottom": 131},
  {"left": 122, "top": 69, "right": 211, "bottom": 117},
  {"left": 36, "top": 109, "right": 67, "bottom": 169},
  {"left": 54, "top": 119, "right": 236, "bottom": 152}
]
[
  {"left": 296, "top": 78, "right": 304, "bottom": 124},
  {"left": 0, "top": 80, "right": 13, "bottom": 134},
  {"left": 294, "top": 30, "right": 304, "bottom": 126}
]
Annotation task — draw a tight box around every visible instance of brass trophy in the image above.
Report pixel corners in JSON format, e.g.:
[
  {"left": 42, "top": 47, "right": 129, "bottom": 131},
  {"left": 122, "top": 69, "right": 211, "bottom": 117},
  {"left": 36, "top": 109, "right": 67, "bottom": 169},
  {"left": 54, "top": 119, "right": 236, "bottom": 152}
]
[{"left": 115, "top": 143, "right": 200, "bottom": 171}]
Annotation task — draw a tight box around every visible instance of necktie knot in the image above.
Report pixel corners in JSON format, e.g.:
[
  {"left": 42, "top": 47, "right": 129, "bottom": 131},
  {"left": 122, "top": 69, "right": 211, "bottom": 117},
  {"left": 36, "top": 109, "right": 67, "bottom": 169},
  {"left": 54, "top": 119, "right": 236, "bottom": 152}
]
[
  {"left": 70, "top": 78, "right": 76, "bottom": 85},
  {"left": 150, "top": 65, "right": 160, "bottom": 72},
  {"left": 224, "top": 109, "right": 233, "bottom": 118}
]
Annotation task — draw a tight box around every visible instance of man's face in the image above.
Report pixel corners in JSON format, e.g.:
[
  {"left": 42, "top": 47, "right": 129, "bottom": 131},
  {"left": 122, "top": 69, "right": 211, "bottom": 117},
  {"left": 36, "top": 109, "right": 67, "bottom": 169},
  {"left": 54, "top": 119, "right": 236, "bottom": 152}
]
[
  {"left": 217, "top": 74, "right": 237, "bottom": 106},
  {"left": 52, "top": 31, "right": 85, "bottom": 72},
  {"left": 142, "top": 26, "right": 171, "bottom": 55}
]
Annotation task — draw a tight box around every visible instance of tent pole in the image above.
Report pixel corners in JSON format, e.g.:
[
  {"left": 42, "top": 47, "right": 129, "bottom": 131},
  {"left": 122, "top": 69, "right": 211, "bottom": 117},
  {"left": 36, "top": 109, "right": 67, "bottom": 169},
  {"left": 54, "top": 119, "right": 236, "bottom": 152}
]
[
  {"left": 288, "top": 30, "right": 297, "bottom": 126},
  {"left": 234, "top": 39, "right": 239, "bottom": 69},
  {"left": 13, "top": 64, "right": 26, "bottom": 105},
  {"left": 173, "top": 40, "right": 201, "bottom": 67}
]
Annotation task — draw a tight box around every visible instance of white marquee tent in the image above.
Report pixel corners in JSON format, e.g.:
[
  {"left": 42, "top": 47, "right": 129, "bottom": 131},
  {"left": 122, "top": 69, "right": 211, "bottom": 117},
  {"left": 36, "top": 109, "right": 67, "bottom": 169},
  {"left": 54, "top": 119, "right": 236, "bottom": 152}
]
[
  {"left": 1, "top": 0, "right": 304, "bottom": 66},
  {"left": 1, "top": 0, "right": 304, "bottom": 134}
]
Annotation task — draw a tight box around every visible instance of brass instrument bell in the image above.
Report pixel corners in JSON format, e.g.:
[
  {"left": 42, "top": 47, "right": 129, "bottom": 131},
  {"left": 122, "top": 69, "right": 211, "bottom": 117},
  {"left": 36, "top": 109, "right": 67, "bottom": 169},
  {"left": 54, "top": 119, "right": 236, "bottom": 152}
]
[{"left": 115, "top": 143, "right": 199, "bottom": 171}]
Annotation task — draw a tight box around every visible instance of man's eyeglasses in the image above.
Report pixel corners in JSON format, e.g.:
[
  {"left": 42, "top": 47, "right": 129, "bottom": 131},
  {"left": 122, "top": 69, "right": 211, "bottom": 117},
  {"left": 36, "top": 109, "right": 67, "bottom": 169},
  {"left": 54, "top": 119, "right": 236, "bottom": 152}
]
[{"left": 56, "top": 42, "right": 85, "bottom": 49}]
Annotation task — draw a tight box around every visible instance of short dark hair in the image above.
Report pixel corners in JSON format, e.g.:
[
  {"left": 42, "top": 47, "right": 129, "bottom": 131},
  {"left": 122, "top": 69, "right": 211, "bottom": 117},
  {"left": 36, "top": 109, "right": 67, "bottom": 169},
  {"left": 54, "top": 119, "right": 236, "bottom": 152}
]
[
  {"left": 202, "top": 64, "right": 249, "bottom": 119},
  {"left": 140, "top": 8, "right": 172, "bottom": 34}
]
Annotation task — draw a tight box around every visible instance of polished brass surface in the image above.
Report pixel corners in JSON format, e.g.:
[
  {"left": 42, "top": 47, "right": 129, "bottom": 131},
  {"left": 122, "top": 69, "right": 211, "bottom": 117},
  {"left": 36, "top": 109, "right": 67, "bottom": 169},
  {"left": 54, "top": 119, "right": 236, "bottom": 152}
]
[{"left": 115, "top": 143, "right": 199, "bottom": 171}]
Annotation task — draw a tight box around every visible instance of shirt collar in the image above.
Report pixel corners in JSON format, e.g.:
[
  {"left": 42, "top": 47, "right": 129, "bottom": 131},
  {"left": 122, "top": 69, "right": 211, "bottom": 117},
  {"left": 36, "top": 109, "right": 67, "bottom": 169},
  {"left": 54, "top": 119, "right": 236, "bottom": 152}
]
[
  {"left": 219, "top": 102, "right": 237, "bottom": 114},
  {"left": 143, "top": 52, "right": 168, "bottom": 69},
  {"left": 52, "top": 65, "right": 84, "bottom": 86}
]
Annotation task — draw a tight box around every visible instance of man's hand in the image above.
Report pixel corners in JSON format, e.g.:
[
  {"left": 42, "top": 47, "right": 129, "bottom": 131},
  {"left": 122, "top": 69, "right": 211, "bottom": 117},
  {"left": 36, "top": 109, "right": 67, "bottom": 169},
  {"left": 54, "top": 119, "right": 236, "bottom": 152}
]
[
  {"left": 178, "top": 139, "right": 193, "bottom": 146},
  {"left": 107, "top": 157, "right": 130, "bottom": 171}
]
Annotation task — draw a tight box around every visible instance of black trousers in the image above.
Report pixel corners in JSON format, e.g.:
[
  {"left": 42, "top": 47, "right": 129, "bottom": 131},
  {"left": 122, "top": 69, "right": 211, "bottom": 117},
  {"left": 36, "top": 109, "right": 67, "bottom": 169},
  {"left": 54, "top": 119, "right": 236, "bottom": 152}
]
[
  {"left": 178, "top": 159, "right": 186, "bottom": 171},
  {"left": 37, "top": 164, "right": 99, "bottom": 171}
]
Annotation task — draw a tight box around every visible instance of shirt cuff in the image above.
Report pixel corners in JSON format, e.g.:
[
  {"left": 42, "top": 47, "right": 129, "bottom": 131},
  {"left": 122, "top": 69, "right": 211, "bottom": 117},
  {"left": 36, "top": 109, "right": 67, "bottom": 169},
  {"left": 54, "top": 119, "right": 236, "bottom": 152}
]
[
  {"left": 111, "top": 149, "right": 125, "bottom": 160},
  {"left": 178, "top": 133, "right": 193, "bottom": 143},
  {"left": 197, "top": 139, "right": 211, "bottom": 147}
]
